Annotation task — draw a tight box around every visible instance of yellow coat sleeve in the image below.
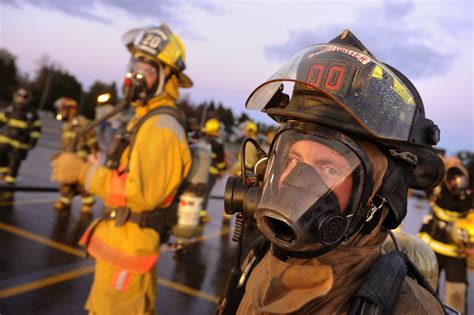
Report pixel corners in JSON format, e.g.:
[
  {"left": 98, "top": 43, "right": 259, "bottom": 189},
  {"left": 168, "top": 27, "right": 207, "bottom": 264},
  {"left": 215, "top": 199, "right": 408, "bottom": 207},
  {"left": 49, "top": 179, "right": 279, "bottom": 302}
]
[{"left": 86, "top": 114, "right": 191, "bottom": 211}]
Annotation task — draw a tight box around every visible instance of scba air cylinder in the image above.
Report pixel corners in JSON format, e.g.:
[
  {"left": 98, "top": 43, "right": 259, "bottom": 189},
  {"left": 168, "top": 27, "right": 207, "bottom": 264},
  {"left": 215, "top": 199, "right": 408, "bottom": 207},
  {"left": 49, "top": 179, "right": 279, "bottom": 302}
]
[{"left": 177, "top": 193, "right": 203, "bottom": 227}]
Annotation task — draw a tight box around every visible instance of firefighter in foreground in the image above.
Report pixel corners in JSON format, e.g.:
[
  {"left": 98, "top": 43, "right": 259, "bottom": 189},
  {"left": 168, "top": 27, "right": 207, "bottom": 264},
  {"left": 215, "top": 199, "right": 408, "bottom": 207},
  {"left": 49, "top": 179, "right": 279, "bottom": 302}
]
[
  {"left": 53, "top": 97, "right": 98, "bottom": 213},
  {"left": 419, "top": 156, "right": 473, "bottom": 314},
  {"left": 0, "top": 88, "right": 41, "bottom": 189},
  {"left": 218, "top": 30, "right": 451, "bottom": 314},
  {"left": 200, "top": 118, "right": 227, "bottom": 223},
  {"left": 51, "top": 24, "right": 192, "bottom": 314}
]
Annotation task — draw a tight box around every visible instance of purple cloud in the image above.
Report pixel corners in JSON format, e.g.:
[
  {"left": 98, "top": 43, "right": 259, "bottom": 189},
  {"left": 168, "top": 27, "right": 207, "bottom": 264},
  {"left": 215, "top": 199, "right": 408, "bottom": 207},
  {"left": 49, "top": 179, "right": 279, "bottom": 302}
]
[
  {"left": 264, "top": 0, "right": 472, "bottom": 80},
  {"left": 5, "top": 0, "right": 217, "bottom": 25}
]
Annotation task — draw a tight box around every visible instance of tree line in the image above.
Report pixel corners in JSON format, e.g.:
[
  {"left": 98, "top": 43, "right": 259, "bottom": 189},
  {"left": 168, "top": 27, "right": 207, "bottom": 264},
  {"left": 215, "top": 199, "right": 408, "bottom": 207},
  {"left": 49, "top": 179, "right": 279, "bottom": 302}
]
[{"left": 0, "top": 48, "right": 272, "bottom": 135}]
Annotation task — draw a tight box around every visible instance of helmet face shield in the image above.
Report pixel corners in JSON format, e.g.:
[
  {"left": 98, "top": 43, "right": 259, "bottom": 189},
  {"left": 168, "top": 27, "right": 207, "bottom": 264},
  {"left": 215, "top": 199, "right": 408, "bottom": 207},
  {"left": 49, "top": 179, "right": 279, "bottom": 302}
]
[
  {"left": 246, "top": 44, "right": 418, "bottom": 142},
  {"left": 255, "top": 128, "right": 368, "bottom": 252}
]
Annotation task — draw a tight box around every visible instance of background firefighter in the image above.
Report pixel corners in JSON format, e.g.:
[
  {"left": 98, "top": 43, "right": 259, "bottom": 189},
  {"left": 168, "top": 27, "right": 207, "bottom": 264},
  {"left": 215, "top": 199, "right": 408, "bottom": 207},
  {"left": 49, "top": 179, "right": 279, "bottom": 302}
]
[
  {"left": 0, "top": 88, "right": 41, "bottom": 191},
  {"left": 230, "top": 120, "right": 259, "bottom": 176},
  {"left": 200, "top": 118, "right": 227, "bottom": 223},
  {"left": 53, "top": 97, "right": 99, "bottom": 214},
  {"left": 51, "top": 24, "right": 192, "bottom": 314},
  {"left": 419, "top": 156, "right": 474, "bottom": 314}
]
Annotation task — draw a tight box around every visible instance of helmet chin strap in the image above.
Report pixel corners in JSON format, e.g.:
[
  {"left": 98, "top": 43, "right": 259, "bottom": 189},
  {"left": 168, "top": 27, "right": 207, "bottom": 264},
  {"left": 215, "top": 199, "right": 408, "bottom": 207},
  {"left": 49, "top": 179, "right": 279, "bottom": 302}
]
[
  {"left": 139, "top": 62, "right": 167, "bottom": 105},
  {"left": 152, "top": 64, "right": 166, "bottom": 98}
]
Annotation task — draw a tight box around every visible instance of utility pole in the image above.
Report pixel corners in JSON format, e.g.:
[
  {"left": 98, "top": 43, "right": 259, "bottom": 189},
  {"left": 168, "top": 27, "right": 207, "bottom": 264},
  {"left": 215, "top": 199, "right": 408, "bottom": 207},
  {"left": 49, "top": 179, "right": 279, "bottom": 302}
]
[
  {"left": 199, "top": 104, "right": 208, "bottom": 129},
  {"left": 38, "top": 69, "right": 52, "bottom": 111}
]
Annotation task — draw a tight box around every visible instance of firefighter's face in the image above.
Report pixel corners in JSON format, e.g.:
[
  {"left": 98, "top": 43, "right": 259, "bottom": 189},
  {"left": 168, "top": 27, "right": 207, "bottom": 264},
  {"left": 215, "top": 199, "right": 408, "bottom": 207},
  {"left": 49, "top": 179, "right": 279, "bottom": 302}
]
[
  {"left": 14, "top": 93, "right": 28, "bottom": 107},
  {"left": 132, "top": 60, "right": 158, "bottom": 90},
  {"left": 278, "top": 140, "right": 354, "bottom": 211}
]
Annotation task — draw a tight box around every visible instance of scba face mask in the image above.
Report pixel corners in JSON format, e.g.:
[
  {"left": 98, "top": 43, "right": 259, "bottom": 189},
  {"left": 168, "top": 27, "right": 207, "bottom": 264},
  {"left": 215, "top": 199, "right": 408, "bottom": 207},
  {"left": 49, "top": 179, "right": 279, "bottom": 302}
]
[
  {"left": 122, "top": 58, "right": 165, "bottom": 103},
  {"left": 255, "top": 125, "right": 373, "bottom": 255}
]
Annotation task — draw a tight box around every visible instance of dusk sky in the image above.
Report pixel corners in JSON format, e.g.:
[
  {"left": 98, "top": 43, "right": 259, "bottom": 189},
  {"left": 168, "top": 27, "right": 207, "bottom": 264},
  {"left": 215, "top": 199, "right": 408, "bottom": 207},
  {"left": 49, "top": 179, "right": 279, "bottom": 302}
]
[{"left": 1, "top": 0, "right": 472, "bottom": 154}]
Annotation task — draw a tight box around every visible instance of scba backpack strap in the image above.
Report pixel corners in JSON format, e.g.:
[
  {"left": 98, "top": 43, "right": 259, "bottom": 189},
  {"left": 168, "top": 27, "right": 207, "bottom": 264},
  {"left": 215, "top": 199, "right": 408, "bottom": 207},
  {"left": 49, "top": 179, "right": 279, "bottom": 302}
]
[
  {"left": 217, "top": 236, "right": 271, "bottom": 315},
  {"left": 103, "top": 105, "right": 188, "bottom": 242},
  {"left": 128, "top": 105, "right": 188, "bottom": 161},
  {"left": 348, "top": 251, "right": 408, "bottom": 315},
  {"left": 105, "top": 105, "right": 187, "bottom": 170},
  {"left": 219, "top": 239, "right": 456, "bottom": 315},
  {"left": 349, "top": 251, "right": 456, "bottom": 315}
]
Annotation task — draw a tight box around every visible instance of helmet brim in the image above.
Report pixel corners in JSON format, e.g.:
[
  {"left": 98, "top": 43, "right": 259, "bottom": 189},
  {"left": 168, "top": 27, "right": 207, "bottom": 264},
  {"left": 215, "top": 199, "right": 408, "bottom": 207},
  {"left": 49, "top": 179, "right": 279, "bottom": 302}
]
[
  {"left": 129, "top": 47, "right": 193, "bottom": 88},
  {"left": 177, "top": 72, "right": 193, "bottom": 88}
]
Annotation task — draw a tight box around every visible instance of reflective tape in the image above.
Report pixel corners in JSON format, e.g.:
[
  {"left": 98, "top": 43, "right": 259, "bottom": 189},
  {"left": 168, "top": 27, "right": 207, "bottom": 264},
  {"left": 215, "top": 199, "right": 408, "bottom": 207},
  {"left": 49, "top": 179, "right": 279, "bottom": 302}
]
[
  {"left": 432, "top": 203, "right": 464, "bottom": 222},
  {"left": 85, "top": 234, "right": 159, "bottom": 273},
  {"left": 0, "top": 135, "right": 30, "bottom": 149},
  {"left": 81, "top": 196, "right": 95, "bottom": 205},
  {"left": 4, "top": 175, "right": 16, "bottom": 184},
  {"left": 8, "top": 119, "right": 28, "bottom": 129},
  {"left": 62, "top": 131, "right": 76, "bottom": 139},
  {"left": 418, "top": 232, "right": 463, "bottom": 258},
  {"left": 59, "top": 196, "right": 72, "bottom": 204},
  {"left": 209, "top": 167, "right": 219, "bottom": 175},
  {"left": 111, "top": 269, "right": 131, "bottom": 291}
]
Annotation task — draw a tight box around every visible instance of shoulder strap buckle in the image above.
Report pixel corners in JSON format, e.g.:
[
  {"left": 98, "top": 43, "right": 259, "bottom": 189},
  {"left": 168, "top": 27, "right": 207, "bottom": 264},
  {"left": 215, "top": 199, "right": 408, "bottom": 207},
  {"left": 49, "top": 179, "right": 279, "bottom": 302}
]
[
  {"left": 366, "top": 194, "right": 386, "bottom": 222},
  {"left": 113, "top": 207, "right": 131, "bottom": 226}
]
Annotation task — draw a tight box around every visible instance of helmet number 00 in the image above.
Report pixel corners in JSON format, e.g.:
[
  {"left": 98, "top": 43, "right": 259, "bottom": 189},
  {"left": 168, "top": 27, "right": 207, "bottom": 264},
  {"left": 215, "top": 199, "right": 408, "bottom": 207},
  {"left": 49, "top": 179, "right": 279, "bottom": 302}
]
[
  {"left": 306, "top": 63, "right": 353, "bottom": 96},
  {"left": 142, "top": 34, "right": 162, "bottom": 49}
]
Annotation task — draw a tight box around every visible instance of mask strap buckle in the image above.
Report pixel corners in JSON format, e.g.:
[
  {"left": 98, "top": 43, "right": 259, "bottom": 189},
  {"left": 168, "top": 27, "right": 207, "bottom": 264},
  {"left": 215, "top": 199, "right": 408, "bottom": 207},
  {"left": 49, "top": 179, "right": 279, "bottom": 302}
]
[
  {"left": 366, "top": 194, "right": 386, "bottom": 222},
  {"left": 389, "top": 149, "right": 417, "bottom": 166}
]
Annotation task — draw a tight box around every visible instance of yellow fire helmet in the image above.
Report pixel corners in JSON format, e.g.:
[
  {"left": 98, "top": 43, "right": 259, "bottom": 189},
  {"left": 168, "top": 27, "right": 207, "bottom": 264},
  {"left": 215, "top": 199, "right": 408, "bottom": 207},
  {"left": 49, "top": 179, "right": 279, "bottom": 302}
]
[
  {"left": 122, "top": 24, "right": 193, "bottom": 88},
  {"left": 203, "top": 118, "right": 221, "bottom": 136},
  {"left": 54, "top": 97, "right": 78, "bottom": 121},
  {"left": 243, "top": 120, "right": 258, "bottom": 137},
  {"left": 54, "top": 97, "right": 78, "bottom": 110}
]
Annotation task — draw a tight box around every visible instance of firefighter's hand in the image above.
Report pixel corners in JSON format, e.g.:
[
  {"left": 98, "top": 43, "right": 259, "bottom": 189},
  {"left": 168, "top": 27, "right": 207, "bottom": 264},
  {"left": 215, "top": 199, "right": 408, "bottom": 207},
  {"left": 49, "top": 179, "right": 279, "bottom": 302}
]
[{"left": 51, "top": 152, "right": 90, "bottom": 184}]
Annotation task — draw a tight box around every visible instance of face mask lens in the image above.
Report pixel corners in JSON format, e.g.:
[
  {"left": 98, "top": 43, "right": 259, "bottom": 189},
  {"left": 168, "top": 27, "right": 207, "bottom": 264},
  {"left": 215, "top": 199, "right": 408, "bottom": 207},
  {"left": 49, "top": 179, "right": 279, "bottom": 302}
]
[
  {"left": 255, "top": 129, "right": 366, "bottom": 252},
  {"left": 133, "top": 63, "right": 157, "bottom": 77}
]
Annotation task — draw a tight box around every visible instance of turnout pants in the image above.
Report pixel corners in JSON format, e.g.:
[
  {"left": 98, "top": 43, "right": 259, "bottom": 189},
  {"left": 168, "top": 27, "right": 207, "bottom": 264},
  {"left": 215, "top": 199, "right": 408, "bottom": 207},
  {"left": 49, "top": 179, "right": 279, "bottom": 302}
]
[
  {"left": 0, "top": 143, "right": 27, "bottom": 182},
  {"left": 58, "top": 183, "right": 95, "bottom": 206}
]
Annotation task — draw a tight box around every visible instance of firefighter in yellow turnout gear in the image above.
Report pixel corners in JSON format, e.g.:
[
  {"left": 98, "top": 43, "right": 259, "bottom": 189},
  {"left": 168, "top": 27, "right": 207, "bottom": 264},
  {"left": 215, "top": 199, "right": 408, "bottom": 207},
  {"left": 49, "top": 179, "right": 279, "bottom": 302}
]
[
  {"left": 230, "top": 120, "right": 259, "bottom": 177},
  {"left": 51, "top": 25, "right": 192, "bottom": 314},
  {"left": 200, "top": 118, "right": 227, "bottom": 223},
  {"left": 53, "top": 97, "right": 98, "bottom": 213},
  {"left": 0, "top": 88, "right": 41, "bottom": 188},
  {"left": 419, "top": 156, "right": 473, "bottom": 313}
]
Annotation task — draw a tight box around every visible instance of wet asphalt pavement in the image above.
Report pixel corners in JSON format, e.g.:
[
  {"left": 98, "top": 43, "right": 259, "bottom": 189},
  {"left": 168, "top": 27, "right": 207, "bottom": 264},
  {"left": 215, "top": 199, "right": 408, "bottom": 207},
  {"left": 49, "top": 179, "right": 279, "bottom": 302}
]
[{"left": 0, "top": 114, "right": 472, "bottom": 314}]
